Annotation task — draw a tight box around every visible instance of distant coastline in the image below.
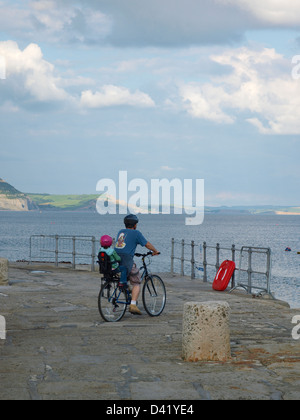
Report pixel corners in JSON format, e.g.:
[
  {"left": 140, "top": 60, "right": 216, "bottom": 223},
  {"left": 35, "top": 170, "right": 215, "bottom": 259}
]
[{"left": 0, "top": 178, "right": 299, "bottom": 215}]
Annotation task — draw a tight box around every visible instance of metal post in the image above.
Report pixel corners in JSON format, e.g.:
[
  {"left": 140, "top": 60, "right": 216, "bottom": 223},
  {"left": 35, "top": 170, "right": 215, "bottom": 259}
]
[
  {"left": 171, "top": 238, "right": 175, "bottom": 276},
  {"left": 72, "top": 237, "right": 76, "bottom": 270},
  {"left": 216, "top": 243, "right": 220, "bottom": 273},
  {"left": 247, "top": 247, "right": 252, "bottom": 294},
  {"left": 55, "top": 235, "right": 59, "bottom": 267},
  {"left": 191, "top": 240, "right": 195, "bottom": 279},
  {"left": 91, "top": 236, "right": 96, "bottom": 272},
  {"left": 266, "top": 248, "right": 272, "bottom": 295},
  {"left": 231, "top": 244, "right": 236, "bottom": 288},
  {"left": 203, "top": 241, "right": 207, "bottom": 283},
  {"left": 181, "top": 239, "right": 185, "bottom": 276},
  {"left": 29, "top": 236, "right": 32, "bottom": 265}
]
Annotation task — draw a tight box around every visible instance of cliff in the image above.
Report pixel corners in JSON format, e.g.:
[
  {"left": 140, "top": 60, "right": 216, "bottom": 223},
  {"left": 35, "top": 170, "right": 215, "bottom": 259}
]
[{"left": 0, "top": 178, "right": 37, "bottom": 211}]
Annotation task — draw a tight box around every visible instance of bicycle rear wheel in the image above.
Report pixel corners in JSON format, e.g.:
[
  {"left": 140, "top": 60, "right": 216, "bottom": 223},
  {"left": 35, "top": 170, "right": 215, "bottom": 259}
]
[
  {"left": 98, "top": 282, "right": 127, "bottom": 322},
  {"left": 142, "top": 275, "right": 166, "bottom": 317}
]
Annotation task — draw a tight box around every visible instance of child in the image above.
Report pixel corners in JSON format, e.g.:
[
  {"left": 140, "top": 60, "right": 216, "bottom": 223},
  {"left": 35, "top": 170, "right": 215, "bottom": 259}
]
[{"left": 99, "top": 235, "right": 128, "bottom": 286}]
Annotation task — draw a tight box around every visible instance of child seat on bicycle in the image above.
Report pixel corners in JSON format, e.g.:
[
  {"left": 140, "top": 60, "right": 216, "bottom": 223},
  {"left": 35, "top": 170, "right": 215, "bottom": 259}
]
[{"left": 98, "top": 235, "right": 127, "bottom": 284}]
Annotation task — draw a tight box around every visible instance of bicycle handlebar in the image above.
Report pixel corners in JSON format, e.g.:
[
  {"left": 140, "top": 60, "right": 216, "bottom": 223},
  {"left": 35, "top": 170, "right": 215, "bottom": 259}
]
[{"left": 135, "top": 251, "right": 160, "bottom": 257}]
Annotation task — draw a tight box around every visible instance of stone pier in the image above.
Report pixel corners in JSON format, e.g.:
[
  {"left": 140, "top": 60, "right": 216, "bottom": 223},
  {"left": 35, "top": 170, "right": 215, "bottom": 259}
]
[{"left": 0, "top": 263, "right": 299, "bottom": 400}]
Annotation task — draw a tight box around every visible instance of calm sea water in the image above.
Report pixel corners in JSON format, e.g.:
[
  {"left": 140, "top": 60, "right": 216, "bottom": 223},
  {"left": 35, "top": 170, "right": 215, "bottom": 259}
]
[{"left": 0, "top": 211, "right": 299, "bottom": 308}]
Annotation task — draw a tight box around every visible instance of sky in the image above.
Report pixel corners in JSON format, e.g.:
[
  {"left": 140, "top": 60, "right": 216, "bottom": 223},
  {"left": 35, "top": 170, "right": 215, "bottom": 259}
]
[{"left": 0, "top": 0, "right": 300, "bottom": 206}]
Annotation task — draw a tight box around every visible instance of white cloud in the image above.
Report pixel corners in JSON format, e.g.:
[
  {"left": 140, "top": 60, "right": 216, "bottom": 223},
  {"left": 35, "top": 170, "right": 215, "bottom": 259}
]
[
  {"left": 179, "top": 47, "right": 300, "bottom": 134},
  {"left": 0, "top": 41, "right": 70, "bottom": 103},
  {"left": 0, "top": 41, "right": 155, "bottom": 111},
  {"left": 80, "top": 85, "right": 155, "bottom": 109},
  {"left": 218, "top": 0, "right": 300, "bottom": 26},
  {"left": 179, "top": 83, "right": 235, "bottom": 124}
]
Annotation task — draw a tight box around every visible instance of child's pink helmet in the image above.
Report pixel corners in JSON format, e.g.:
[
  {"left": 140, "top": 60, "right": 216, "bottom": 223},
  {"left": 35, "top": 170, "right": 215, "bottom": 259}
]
[{"left": 100, "top": 235, "right": 113, "bottom": 247}]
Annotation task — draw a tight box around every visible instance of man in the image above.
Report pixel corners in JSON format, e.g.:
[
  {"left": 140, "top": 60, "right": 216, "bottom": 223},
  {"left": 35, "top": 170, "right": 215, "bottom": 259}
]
[{"left": 115, "top": 214, "right": 159, "bottom": 315}]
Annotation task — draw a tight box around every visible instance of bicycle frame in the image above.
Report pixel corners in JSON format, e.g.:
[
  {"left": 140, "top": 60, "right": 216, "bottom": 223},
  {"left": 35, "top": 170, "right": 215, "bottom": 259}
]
[{"left": 104, "top": 252, "right": 153, "bottom": 306}]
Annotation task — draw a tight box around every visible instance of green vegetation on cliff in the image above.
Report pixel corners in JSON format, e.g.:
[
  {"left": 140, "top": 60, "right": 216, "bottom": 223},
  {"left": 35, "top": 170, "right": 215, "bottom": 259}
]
[
  {"left": 0, "top": 178, "right": 24, "bottom": 198},
  {"left": 27, "top": 193, "right": 99, "bottom": 211}
]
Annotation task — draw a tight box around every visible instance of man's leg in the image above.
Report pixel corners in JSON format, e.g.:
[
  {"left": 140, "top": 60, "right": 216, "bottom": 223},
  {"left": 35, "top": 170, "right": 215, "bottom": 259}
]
[
  {"left": 118, "top": 266, "right": 128, "bottom": 285},
  {"left": 130, "top": 285, "right": 142, "bottom": 315},
  {"left": 131, "top": 284, "right": 140, "bottom": 302}
]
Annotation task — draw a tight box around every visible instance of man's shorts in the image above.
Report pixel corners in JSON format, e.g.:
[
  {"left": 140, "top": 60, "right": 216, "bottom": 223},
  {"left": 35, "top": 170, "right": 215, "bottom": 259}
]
[{"left": 128, "top": 263, "right": 141, "bottom": 285}]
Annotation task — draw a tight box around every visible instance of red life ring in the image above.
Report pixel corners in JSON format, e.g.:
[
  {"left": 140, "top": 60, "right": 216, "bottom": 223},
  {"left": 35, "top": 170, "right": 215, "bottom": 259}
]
[{"left": 212, "top": 260, "right": 236, "bottom": 291}]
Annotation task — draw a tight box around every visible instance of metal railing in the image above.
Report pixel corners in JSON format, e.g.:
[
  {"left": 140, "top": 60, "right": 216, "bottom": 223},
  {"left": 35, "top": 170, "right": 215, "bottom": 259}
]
[
  {"left": 29, "top": 235, "right": 97, "bottom": 271},
  {"left": 170, "top": 238, "right": 273, "bottom": 298}
]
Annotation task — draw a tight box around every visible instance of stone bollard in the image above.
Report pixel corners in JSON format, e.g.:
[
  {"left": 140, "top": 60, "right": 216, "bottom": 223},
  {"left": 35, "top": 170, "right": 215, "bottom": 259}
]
[
  {"left": 182, "top": 301, "right": 231, "bottom": 362},
  {"left": 0, "top": 258, "right": 9, "bottom": 286}
]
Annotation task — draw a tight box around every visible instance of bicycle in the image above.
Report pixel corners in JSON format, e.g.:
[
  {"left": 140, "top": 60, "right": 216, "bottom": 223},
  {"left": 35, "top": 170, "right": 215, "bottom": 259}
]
[{"left": 98, "top": 252, "right": 166, "bottom": 322}]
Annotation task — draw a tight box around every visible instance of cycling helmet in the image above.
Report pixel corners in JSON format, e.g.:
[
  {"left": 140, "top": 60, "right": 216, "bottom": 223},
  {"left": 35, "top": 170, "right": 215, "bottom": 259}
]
[
  {"left": 100, "top": 235, "right": 113, "bottom": 247},
  {"left": 124, "top": 214, "right": 139, "bottom": 227}
]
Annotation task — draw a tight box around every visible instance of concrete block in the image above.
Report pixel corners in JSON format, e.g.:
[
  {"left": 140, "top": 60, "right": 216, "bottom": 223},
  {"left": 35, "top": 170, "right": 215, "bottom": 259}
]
[
  {"left": 182, "top": 301, "right": 231, "bottom": 362},
  {"left": 0, "top": 258, "right": 9, "bottom": 285}
]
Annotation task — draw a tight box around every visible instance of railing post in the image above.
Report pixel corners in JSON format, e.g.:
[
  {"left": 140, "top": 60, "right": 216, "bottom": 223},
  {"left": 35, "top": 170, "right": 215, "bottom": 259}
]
[
  {"left": 181, "top": 239, "right": 185, "bottom": 276},
  {"left": 231, "top": 244, "right": 236, "bottom": 288},
  {"left": 247, "top": 247, "right": 252, "bottom": 294},
  {"left": 203, "top": 241, "right": 207, "bottom": 283},
  {"left": 266, "top": 248, "right": 272, "bottom": 295},
  {"left": 191, "top": 240, "right": 195, "bottom": 279},
  {"left": 91, "top": 236, "right": 96, "bottom": 272},
  {"left": 216, "top": 243, "right": 220, "bottom": 273},
  {"left": 55, "top": 235, "right": 59, "bottom": 267},
  {"left": 29, "top": 236, "right": 32, "bottom": 265},
  {"left": 171, "top": 238, "right": 175, "bottom": 276},
  {"left": 72, "top": 237, "right": 76, "bottom": 270}
]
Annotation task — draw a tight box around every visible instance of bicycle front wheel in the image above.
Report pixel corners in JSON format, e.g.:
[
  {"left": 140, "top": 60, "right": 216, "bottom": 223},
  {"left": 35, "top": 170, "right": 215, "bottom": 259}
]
[
  {"left": 98, "top": 282, "right": 127, "bottom": 322},
  {"left": 142, "top": 275, "right": 166, "bottom": 317}
]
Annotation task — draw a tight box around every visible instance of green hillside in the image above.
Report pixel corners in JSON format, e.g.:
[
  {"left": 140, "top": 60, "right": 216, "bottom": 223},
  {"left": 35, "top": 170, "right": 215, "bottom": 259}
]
[
  {"left": 27, "top": 193, "right": 99, "bottom": 211},
  {"left": 0, "top": 178, "right": 24, "bottom": 197}
]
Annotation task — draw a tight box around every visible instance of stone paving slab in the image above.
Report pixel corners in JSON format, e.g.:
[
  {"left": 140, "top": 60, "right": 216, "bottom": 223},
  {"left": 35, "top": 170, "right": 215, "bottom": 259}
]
[{"left": 0, "top": 263, "right": 299, "bottom": 400}]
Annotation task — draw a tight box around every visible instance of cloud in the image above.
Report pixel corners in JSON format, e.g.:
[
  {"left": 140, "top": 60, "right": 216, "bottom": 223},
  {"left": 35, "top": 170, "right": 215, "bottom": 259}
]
[
  {"left": 82, "top": 0, "right": 250, "bottom": 47},
  {"left": 0, "top": 41, "right": 71, "bottom": 104},
  {"left": 80, "top": 85, "right": 155, "bottom": 108},
  {"left": 0, "top": 41, "right": 155, "bottom": 111},
  {"left": 0, "top": 0, "right": 112, "bottom": 45},
  {"left": 218, "top": 0, "right": 300, "bottom": 26},
  {"left": 179, "top": 83, "right": 235, "bottom": 124},
  {"left": 2, "top": 0, "right": 300, "bottom": 49},
  {"left": 80, "top": 0, "right": 300, "bottom": 47},
  {"left": 178, "top": 47, "right": 300, "bottom": 134}
]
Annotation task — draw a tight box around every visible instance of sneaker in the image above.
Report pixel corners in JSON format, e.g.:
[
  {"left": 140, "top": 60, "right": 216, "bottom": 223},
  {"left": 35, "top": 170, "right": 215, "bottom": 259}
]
[{"left": 129, "top": 304, "right": 142, "bottom": 315}]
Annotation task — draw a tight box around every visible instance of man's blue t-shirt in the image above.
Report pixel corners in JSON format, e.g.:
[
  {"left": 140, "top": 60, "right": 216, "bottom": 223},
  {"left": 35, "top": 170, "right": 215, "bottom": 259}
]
[{"left": 115, "top": 229, "right": 148, "bottom": 257}]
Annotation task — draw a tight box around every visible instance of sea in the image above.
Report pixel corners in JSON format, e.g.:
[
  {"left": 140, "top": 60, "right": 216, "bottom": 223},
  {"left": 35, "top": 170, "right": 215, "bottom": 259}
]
[{"left": 0, "top": 211, "right": 299, "bottom": 309}]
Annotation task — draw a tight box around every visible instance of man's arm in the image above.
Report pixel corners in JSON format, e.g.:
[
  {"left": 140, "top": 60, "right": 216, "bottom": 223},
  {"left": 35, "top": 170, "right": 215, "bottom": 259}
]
[{"left": 145, "top": 242, "right": 160, "bottom": 255}]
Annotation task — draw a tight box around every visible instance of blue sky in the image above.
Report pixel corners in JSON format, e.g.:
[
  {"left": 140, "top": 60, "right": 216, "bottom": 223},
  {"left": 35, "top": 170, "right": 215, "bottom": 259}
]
[{"left": 0, "top": 0, "right": 300, "bottom": 206}]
